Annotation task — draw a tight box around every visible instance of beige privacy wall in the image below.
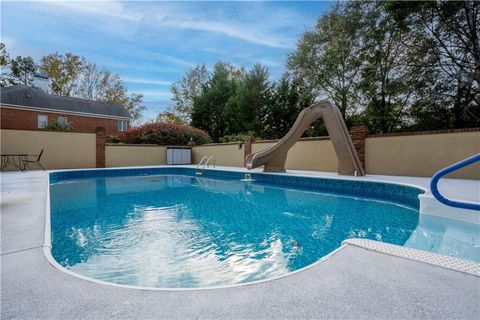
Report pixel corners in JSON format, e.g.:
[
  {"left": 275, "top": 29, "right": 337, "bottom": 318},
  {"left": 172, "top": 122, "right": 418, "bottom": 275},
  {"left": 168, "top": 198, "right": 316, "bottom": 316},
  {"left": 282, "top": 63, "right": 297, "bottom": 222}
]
[
  {"left": 365, "top": 131, "right": 480, "bottom": 179},
  {"left": 105, "top": 145, "right": 167, "bottom": 167},
  {"left": 0, "top": 129, "right": 96, "bottom": 169},
  {"left": 2, "top": 129, "right": 478, "bottom": 179},
  {"left": 192, "top": 143, "right": 245, "bottom": 167},
  {"left": 190, "top": 138, "right": 337, "bottom": 171},
  {"left": 252, "top": 138, "right": 338, "bottom": 172}
]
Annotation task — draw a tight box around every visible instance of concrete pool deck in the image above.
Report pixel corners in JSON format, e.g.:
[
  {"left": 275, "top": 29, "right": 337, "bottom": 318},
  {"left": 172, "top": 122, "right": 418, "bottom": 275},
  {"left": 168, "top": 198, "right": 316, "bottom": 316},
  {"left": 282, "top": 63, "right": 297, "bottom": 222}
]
[{"left": 1, "top": 168, "right": 479, "bottom": 319}]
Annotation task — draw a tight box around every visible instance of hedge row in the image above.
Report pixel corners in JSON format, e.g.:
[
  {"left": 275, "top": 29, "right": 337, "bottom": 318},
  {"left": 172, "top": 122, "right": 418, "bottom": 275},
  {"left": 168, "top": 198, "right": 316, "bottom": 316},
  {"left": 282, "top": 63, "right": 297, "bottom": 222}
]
[{"left": 110, "top": 122, "right": 212, "bottom": 145}]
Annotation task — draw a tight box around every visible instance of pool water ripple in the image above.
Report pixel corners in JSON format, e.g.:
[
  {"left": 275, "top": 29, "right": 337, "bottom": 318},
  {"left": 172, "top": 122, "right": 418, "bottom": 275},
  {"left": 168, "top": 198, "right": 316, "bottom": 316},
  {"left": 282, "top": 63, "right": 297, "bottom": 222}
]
[{"left": 50, "top": 174, "right": 420, "bottom": 288}]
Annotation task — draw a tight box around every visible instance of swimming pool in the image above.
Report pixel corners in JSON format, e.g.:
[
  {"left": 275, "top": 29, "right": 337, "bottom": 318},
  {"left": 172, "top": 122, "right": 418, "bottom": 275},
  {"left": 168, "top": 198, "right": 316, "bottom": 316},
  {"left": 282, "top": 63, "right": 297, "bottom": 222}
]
[{"left": 49, "top": 167, "right": 425, "bottom": 288}]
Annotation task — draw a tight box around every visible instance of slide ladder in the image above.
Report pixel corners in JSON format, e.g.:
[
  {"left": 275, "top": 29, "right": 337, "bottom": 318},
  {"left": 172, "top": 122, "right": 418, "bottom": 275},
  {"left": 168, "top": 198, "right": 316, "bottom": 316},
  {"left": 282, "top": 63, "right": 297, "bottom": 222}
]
[
  {"left": 245, "top": 100, "right": 365, "bottom": 175},
  {"left": 430, "top": 153, "right": 480, "bottom": 211}
]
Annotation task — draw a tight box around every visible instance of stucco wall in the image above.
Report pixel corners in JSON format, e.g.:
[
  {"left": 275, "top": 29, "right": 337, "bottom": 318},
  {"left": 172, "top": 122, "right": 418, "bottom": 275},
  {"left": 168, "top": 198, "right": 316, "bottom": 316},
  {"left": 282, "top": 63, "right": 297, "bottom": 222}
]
[
  {"left": 105, "top": 145, "right": 167, "bottom": 167},
  {"left": 252, "top": 138, "right": 338, "bottom": 172},
  {"left": 192, "top": 143, "right": 245, "bottom": 167},
  {"left": 0, "top": 129, "right": 96, "bottom": 169},
  {"left": 365, "top": 131, "right": 480, "bottom": 179},
  {"left": 2, "top": 129, "right": 477, "bottom": 179}
]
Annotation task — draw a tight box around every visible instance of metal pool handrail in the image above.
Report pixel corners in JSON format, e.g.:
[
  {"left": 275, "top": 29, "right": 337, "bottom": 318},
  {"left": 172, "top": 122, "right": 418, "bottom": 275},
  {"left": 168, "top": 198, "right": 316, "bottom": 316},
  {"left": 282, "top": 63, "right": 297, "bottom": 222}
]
[
  {"left": 202, "top": 155, "right": 215, "bottom": 170},
  {"left": 196, "top": 156, "right": 208, "bottom": 169},
  {"left": 195, "top": 155, "right": 215, "bottom": 175},
  {"left": 196, "top": 156, "right": 208, "bottom": 175},
  {"left": 430, "top": 153, "right": 480, "bottom": 211}
]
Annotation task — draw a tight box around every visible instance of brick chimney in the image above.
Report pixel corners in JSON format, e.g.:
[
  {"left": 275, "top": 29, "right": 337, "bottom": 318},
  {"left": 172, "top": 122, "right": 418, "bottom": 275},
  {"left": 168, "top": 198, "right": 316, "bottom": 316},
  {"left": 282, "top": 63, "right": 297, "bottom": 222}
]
[{"left": 32, "top": 72, "right": 49, "bottom": 92}]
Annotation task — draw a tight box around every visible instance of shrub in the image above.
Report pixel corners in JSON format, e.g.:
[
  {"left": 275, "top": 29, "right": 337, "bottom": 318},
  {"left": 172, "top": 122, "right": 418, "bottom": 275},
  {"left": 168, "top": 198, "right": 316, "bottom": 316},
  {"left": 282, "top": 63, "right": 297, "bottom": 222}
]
[
  {"left": 219, "top": 132, "right": 257, "bottom": 143},
  {"left": 107, "top": 135, "right": 122, "bottom": 143},
  {"left": 44, "top": 120, "right": 74, "bottom": 132},
  {"left": 120, "top": 122, "right": 212, "bottom": 145}
]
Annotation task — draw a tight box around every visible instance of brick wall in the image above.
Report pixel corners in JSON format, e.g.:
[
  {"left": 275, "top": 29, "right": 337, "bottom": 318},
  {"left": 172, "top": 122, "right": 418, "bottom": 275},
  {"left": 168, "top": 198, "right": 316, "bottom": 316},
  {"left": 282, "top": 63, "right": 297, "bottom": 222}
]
[
  {"left": 0, "top": 107, "right": 127, "bottom": 136},
  {"left": 350, "top": 125, "right": 369, "bottom": 170},
  {"left": 96, "top": 127, "right": 106, "bottom": 168}
]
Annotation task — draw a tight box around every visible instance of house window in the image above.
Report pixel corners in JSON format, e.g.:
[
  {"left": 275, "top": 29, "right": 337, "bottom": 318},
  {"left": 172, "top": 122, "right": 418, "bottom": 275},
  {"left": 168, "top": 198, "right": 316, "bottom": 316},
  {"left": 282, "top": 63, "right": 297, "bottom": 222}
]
[
  {"left": 118, "top": 120, "right": 128, "bottom": 132},
  {"left": 38, "top": 115, "right": 48, "bottom": 128},
  {"left": 58, "top": 116, "right": 67, "bottom": 125}
]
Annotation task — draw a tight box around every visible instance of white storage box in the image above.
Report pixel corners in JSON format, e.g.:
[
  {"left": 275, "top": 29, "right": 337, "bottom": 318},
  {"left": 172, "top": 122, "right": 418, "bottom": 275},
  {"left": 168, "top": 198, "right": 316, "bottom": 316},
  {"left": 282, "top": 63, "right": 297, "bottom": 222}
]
[{"left": 166, "top": 146, "right": 192, "bottom": 165}]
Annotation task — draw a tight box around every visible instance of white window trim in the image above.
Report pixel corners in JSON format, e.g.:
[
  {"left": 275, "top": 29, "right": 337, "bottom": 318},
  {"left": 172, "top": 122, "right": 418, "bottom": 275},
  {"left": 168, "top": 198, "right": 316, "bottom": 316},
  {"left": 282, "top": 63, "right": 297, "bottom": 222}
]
[
  {"left": 118, "top": 120, "right": 128, "bottom": 132},
  {"left": 58, "top": 116, "right": 67, "bottom": 125},
  {"left": 38, "top": 115, "right": 48, "bottom": 128}
]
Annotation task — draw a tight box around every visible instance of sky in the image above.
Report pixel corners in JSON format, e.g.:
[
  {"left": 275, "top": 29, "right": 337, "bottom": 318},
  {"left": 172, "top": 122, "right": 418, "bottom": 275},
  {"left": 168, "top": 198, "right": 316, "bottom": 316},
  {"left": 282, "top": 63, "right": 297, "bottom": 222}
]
[{"left": 1, "top": 1, "right": 333, "bottom": 121}]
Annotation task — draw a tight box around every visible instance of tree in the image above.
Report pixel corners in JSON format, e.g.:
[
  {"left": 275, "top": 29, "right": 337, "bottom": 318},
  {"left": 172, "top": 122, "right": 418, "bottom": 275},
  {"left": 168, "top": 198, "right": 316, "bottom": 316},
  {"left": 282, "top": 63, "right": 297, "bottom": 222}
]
[
  {"left": 0, "top": 43, "right": 8, "bottom": 67},
  {"left": 123, "top": 93, "right": 146, "bottom": 124},
  {"left": 358, "top": 1, "right": 415, "bottom": 133},
  {"left": 386, "top": 1, "right": 480, "bottom": 128},
  {"left": 191, "top": 62, "right": 237, "bottom": 142},
  {"left": 40, "top": 54, "right": 145, "bottom": 122},
  {"left": 0, "top": 43, "right": 11, "bottom": 87},
  {"left": 78, "top": 63, "right": 121, "bottom": 101},
  {"left": 224, "top": 63, "right": 271, "bottom": 135},
  {"left": 156, "top": 111, "right": 186, "bottom": 124},
  {"left": 0, "top": 46, "right": 147, "bottom": 121},
  {"left": 288, "top": 2, "right": 364, "bottom": 118},
  {"left": 261, "top": 74, "right": 314, "bottom": 139},
  {"left": 170, "top": 64, "right": 209, "bottom": 122},
  {"left": 39, "top": 52, "right": 85, "bottom": 96},
  {"left": 79, "top": 63, "right": 127, "bottom": 103},
  {"left": 9, "top": 55, "right": 36, "bottom": 85}
]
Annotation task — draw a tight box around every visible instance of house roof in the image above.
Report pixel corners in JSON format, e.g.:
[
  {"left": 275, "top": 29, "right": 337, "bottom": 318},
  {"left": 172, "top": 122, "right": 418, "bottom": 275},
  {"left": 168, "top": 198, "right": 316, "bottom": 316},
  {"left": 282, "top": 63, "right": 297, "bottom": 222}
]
[{"left": 0, "top": 85, "right": 131, "bottom": 119}]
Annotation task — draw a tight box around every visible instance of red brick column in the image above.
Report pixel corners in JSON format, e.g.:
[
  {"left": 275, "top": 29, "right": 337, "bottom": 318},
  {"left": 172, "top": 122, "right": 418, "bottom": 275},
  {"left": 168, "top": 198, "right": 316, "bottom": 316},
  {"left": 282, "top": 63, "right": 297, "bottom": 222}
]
[
  {"left": 96, "top": 127, "right": 106, "bottom": 168},
  {"left": 350, "top": 125, "right": 368, "bottom": 170},
  {"left": 244, "top": 136, "right": 256, "bottom": 167}
]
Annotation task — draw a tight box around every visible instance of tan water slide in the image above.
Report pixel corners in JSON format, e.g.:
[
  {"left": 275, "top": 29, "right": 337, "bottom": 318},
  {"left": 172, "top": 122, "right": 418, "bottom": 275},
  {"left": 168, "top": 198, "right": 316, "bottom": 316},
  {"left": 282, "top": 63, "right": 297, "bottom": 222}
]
[{"left": 245, "top": 100, "right": 365, "bottom": 176}]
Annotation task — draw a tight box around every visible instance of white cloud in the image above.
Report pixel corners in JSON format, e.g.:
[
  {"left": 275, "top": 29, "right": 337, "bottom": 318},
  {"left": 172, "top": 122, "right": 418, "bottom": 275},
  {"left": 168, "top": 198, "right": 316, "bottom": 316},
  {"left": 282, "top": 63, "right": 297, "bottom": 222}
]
[
  {"left": 48, "top": 1, "right": 142, "bottom": 22},
  {"left": 123, "top": 77, "right": 172, "bottom": 86},
  {"left": 37, "top": 1, "right": 295, "bottom": 49},
  {"left": 155, "top": 17, "right": 292, "bottom": 49},
  {"left": 136, "top": 90, "right": 172, "bottom": 99},
  {"left": 142, "top": 51, "right": 196, "bottom": 68}
]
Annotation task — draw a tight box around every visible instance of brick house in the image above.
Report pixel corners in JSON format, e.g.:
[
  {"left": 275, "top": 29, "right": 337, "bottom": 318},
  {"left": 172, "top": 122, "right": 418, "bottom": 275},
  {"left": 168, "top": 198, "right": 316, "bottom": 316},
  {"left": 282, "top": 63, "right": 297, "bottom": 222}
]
[{"left": 0, "top": 83, "right": 131, "bottom": 136}]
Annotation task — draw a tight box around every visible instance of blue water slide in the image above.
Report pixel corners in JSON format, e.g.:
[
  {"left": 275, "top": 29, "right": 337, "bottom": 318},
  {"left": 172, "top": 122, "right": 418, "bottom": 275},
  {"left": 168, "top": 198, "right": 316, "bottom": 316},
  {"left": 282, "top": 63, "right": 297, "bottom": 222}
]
[{"left": 430, "top": 153, "right": 480, "bottom": 211}]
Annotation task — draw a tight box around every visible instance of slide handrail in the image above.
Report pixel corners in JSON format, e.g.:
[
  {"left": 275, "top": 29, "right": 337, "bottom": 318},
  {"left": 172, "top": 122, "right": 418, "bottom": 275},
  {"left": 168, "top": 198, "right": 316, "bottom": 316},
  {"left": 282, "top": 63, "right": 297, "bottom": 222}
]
[{"left": 430, "top": 153, "right": 480, "bottom": 211}]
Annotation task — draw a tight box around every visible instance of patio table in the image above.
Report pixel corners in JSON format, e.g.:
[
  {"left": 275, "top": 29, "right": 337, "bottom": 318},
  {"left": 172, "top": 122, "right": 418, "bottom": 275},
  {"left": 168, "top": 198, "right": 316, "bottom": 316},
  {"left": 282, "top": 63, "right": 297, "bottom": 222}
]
[{"left": 1, "top": 154, "right": 28, "bottom": 172}]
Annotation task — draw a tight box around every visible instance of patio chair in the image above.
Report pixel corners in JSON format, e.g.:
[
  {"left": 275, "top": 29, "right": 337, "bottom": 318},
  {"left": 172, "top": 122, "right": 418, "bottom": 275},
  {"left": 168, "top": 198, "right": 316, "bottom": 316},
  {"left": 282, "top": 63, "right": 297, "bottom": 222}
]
[{"left": 23, "top": 149, "right": 45, "bottom": 170}]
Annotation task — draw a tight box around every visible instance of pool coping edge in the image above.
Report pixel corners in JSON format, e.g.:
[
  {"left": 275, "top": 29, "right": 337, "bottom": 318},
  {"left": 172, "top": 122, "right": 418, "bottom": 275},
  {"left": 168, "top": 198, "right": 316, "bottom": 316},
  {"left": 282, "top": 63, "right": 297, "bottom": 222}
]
[
  {"left": 343, "top": 238, "right": 480, "bottom": 277},
  {"left": 43, "top": 166, "right": 479, "bottom": 291}
]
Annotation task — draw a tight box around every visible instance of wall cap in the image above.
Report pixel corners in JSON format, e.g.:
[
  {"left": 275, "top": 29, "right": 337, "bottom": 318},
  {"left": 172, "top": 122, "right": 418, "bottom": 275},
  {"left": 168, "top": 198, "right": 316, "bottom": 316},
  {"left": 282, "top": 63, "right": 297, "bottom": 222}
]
[
  {"left": 0, "top": 128, "right": 95, "bottom": 136},
  {"left": 367, "top": 127, "right": 479, "bottom": 138},
  {"left": 194, "top": 141, "right": 243, "bottom": 147},
  {"left": 254, "top": 136, "right": 331, "bottom": 144},
  {"left": 106, "top": 143, "right": 166, "bottom": 147}
]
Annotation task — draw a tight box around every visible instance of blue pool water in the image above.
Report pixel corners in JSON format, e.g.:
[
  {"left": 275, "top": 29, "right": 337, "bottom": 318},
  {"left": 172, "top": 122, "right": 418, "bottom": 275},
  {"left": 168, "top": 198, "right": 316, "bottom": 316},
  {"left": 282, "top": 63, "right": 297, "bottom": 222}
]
[{"left": 50, "top": 169, "right": 423, "bottom": 288}]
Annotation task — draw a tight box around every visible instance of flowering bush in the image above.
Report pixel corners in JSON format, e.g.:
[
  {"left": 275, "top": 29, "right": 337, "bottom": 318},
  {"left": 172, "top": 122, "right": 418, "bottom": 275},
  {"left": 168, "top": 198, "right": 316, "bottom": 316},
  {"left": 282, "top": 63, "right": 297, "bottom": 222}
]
[{"left": 118, "top": 122, "right": 212, "bottom": 145}]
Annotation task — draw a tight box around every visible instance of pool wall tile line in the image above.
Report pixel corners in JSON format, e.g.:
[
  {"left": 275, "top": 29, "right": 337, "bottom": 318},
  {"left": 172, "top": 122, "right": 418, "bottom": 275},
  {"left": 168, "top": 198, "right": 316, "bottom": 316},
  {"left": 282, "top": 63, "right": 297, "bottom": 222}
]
[
  {"left": 343, "top": 238, "right": 480, "bottom": 277},
  {"left": 49, "top": 167, "right": 425, "bottom": 209}
]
